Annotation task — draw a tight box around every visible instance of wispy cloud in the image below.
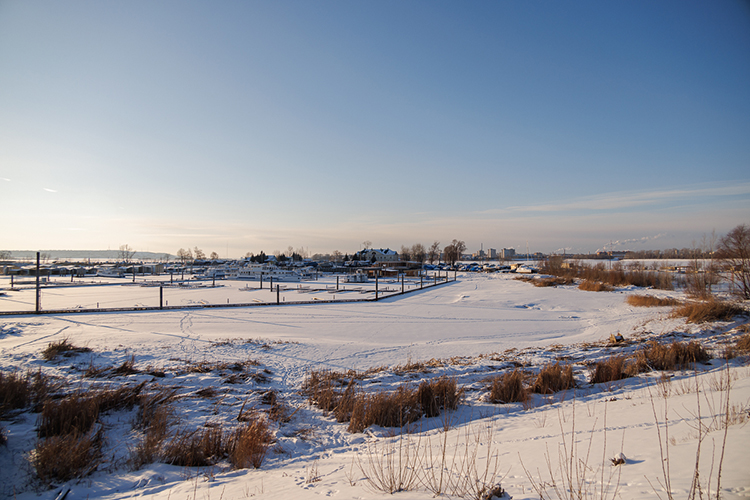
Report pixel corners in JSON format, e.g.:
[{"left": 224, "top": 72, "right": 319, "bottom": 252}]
[
  {"left": 477, "top": 182, "right": 750, "bottom": 215},
  {"left": 1, "top": 178, "right": 10, "bottom": 182},
  {"left": 43, "top": 188, "right": 58, "bottom": 193}
]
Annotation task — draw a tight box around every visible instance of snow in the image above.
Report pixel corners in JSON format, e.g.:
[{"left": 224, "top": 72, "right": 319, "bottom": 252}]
[{"left": 1, "top": 273, "right": 748, "bottom": 499}]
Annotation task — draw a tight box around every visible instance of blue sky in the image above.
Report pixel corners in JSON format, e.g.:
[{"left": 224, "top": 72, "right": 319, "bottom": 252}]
[{"left": 1, "top": 1, "right": 748, "bottom": 257}]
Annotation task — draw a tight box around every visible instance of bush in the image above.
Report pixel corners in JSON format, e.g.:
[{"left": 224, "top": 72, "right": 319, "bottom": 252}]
[
  {"left": 161, "top": 426, "right": 224, "bottom": 467},
  {"left": 671, "top": 300, "right": 745, "bottom": 323},
  {"left": 531, "top": 363, "right": 575, "bottom": 394},
  {"left": 348, "top": 386, "right": 421, "bottom": 433},
  {"left": 417, "top": 377, "right": 462, "bottom": 418},
  {"left": 487, "top": 369, "right": 528, "bottom": 404},
  {"left": 736, "top": 333, "right": 750, "bottom": 352},
  {"left": 626, "top": 295, "right": 681, "bottom": 307}
]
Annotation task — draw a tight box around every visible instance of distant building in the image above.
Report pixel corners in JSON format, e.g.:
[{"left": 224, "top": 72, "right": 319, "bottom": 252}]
[
  {"left": 361, "top": 248, "right": 398, "bottom": 262},
  {"left": 501, "top": 248, "right": 515, "bottom": 260},
  {"left": 489, "top": 248, "right": 497, "bottom": 259}
]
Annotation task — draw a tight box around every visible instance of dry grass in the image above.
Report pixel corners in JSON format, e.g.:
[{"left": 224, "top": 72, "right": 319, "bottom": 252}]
[
  {"left": 228, "top": 419, "right": 273, "bottom": 469},
  {"left": 303, "top": 371, "right": 463, "bottom": 433},
  {"left": 626, "top": 295, "right": 681, "bottom": 307},
  {"left": 515, "top": 276, "right": 575, "bottom": 287},
  {"left": 736, "top": 333, "right": 750, "bottom": 352},
  {"left": 161, "top": 426, "right": 224, "bottom": 467},
  {"left": 589, "top": 356, "right": 633, "bottom": 384},
  {"left": 112, "top": 355, "right": 140, "bottom": 376},
  {"left": 41, "top": 338, "right": 91, "bottom": 361},
  {"left": 578, "top": 280, "right": 614, "bottom": 292},
  {"left": 487, "top": 369, "right": 528, "bottom": 404},
  {"left": 417, "top": 377, "right": 462, "bottom": 418},
  {"left": 636, "top": 341, "right": 710, "bottom": 371},
  {"left": 531, "top": 362, "right": 575, "bottom": 394},
  {"left": 0, "top": 369, "right": 56, "bottom": 418},
  {"left": 671, "top": 300, "right": 746, "bottom": 323},
  {"left": 32, "top": 429, "right": 103, "bottom": 484}
]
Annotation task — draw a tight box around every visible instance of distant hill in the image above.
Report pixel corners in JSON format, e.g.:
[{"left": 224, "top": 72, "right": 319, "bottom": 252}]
[{"left": 2, "top": 250, "right": 174, "bottom": 261}]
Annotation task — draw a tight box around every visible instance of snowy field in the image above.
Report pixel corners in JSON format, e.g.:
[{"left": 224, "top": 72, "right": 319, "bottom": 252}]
[{"left": 1, "top": 273, "right": 748, "bottom": 499}]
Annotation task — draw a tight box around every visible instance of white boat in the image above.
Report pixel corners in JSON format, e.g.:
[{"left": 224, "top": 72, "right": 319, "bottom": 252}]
[
  {"left": 96, "top": 266, "right": 124, "bottom": 277},
  {"left": 228, "top": 263, "right": 303, "bottom": 282}
]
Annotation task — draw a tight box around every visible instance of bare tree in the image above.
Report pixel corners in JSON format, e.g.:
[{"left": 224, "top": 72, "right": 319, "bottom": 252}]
[
  {"left": 193, "top": 247, "right": 205, "bottom": 261},
  {"left": 176, "top": 248, "right": 192, "bottom": 263},
  {"left": 428, "top": 241, "right": 441, "bottom": 264},
  {"left": 400, "top": 245, "right": 412, "bottom": 262},
  {"left": 411, "top": 243, "right": 426, "bottom": 265},
  {"left": 452, "top": 239, "right": 466, "bottom": 262},
  {"left": 332, "top": 250, "right": 343, "bottom": 262},
  {"left": 362, "top": 240, "right": 372, "bottom": 250},
  {"left": 118, "top": 244, "right": 136, "bottom": 263},
  {"left": 209, "top": 251, "right": 219, "bottom": 260},
  {"left": 443, "top": 244, "right": 457, "bottom": 266},
  {"left": 718, "top": 223, "right": 750, "bottom": 299}
]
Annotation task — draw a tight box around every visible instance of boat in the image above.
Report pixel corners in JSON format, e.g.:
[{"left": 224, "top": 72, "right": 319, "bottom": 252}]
[
  {"left": 344, "top": 270, "right": 369, "bottom": 283},
  {"left": 96, "top": 266, "right": 124, "bottom": 277},
  {"left": 227, "top": 263, "right": 303, "bottom": 282}
]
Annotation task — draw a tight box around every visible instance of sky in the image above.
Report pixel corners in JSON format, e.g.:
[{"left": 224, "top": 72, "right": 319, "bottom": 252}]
[{"left": 1, "top": 0, "right": 749, "bottom": 258}]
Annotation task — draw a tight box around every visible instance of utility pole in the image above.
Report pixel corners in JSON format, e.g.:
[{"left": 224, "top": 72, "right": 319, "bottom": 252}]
[{"left": 35, "top": 252, "right": 41, "bottom": 313}]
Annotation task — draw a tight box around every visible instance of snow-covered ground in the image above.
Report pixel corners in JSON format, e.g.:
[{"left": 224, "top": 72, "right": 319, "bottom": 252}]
[{"left": 1, "top": 273, "right": 748, "bottom": 499}]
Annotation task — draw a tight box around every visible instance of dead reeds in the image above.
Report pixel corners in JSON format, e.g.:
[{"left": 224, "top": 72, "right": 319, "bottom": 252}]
[
  {"left": 671, "top": 300, "right": 745, "bottom": 323},
  {"left": 578, "top": 280, "right": 614, "bottom": 292},
  {"left": 531, "top": 362, "right": 575, "bottom": 394},
  {"left": 41, "top": 338, "right": 91, "bottom": 361},
  {"left": 487, "top": 369, "right": 528, "bottom": 404},
  {"left": 303, "top": 371, "right": 463, "bottom": 433},
  {"left": 626, "top": 295, "right": 681, "bottom": 307}
]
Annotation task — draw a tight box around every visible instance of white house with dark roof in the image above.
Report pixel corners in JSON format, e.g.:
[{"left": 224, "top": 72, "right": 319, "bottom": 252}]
[{"left": 361, "top": 248, "right": 398, "bottom": 262}]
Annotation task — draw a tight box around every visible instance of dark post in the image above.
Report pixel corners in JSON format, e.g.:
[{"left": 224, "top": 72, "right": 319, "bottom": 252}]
[
  {"left": 276, "top": 285, "right": 280, "bottom": 304},
  {"left": 434, "top": 273, "right": 437, "bottom": 285},
  {"left": 336, "top": 275, "right": 339, "bottom": 290},
  {"left": 401, "top": 274, "right": 404, "bottom": 293},
  {"left": 420, "top": 274, "right": 423, "bottom": 289},
  {"left": 133, "top": 266, "right": 136, "bottom": 283},
  {"left": 270, "top": 276, "right": 273, "bottom": 291},
  {"left": 11, "top": 274, "right": 14, "bottom": 288},
  {"left": 260, "top": 272, "right": 263, "bottom": 289},
  {"left": 212, "top": 275, "right": 215, "bottom": 287},
  {"left": 159, "top": 286, "right": 163, "bottom": 309},
  {"left": 170, "top": 272, "right": 173, "bottom": 283},
  {"left": 375, "top": 275, "right": 379, "bottom": 300},
  {"left": 35, "top": 252, "right": 41, "bottom": 313}
]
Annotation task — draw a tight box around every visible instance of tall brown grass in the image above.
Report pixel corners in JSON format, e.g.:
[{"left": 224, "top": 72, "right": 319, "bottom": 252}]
[
  {"left": 540, "top": 259, "right": 673, "bottom": 290},
  {"left": 33, "top": 429, "right": 103, "bottom": 484},
  {"left": 531, "top": 363, "right": 575, "bottom": 394},
  {"left": 671, "top": 300, "right": 745, "bottom": 323},
  {"left": 0, "top": 369, "right": 56, "bottom": 418},
  {"left": 303, "top": 371, "right": 463, "bottom": 433},
  {"left": 626, "top": 295, "right": 681, "bottom": 307},
  {"left": 636, "top": 341, "right": 710, "bottom": 371},
  {"left": 228, "top": 419, "right": 273, "bottom": 469},
  {"left": 578, "top": 280, "right": 614, "bottom": 292},
  {"left": 487, "top": 369, "right": 529, "bottom": 404},
  {"left": 589, "top": 356, "right": 637, "bottom": 384}
]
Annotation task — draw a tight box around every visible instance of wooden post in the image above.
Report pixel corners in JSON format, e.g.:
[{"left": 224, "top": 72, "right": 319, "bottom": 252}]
[
  {"left": 401, "top": 274, "right": 404, "bottom": 293},
  {"left": 276, "top": 285, "right": 280, "bottom": 304},
  {"left": 159, "top": 286, "right": 163, "bottom": 309},
  {"left": 260, "top": 272, "right": 263, "bottom": 289},
  {"left": 35, "top": 252, "right": 40, "bottom": 313},
  {"left": 420, "top": 274, "right": 423, "bottom": 289},
  {"left": 270, "top": 276, "right": 273, "bottom": 291},
  {"left": 375, "top": 275, "right": 379, "bottom": 300},
  {"left": 336, "top": 275, "right": 339, "bottom": 290}
]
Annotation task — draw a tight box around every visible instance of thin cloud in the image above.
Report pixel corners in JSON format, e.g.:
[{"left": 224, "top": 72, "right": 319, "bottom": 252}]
[
  {"left": 43, "top": 188, "right": 58, "bottom": 193},
  {"left": 477, "top": 182, "right": 750, "bottom": 215}
]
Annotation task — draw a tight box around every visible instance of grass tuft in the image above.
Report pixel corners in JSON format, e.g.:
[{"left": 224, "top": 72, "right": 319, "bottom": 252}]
[
  {"left": 671, "top": 300, "right": 746, "bottom": 323},
  {"left": 42, "top": 338, "right": 91, "bottom": 361},
  {"left": 578, "top": 280, "right": 614, "bottom": 292},
  {"left": 487, "top": 369, "right": 529, "bottom": 404},
  {"left": 626, "top": 295, "right": 681, "bottom": 307},
  {"left": 531, "top": 362, "right": 575, "bottom": 394}
]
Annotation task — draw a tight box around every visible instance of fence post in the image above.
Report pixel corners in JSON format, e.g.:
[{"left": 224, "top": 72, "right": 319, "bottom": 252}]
[
  {"left": 375, "top": 275, "right": 379, "bottom": 300},
  {"left": 160, "top": 286, "right": 163, "bottom": 310},
  {"left": 276, "top": 285, "right": 280, "bottom": 304}
]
